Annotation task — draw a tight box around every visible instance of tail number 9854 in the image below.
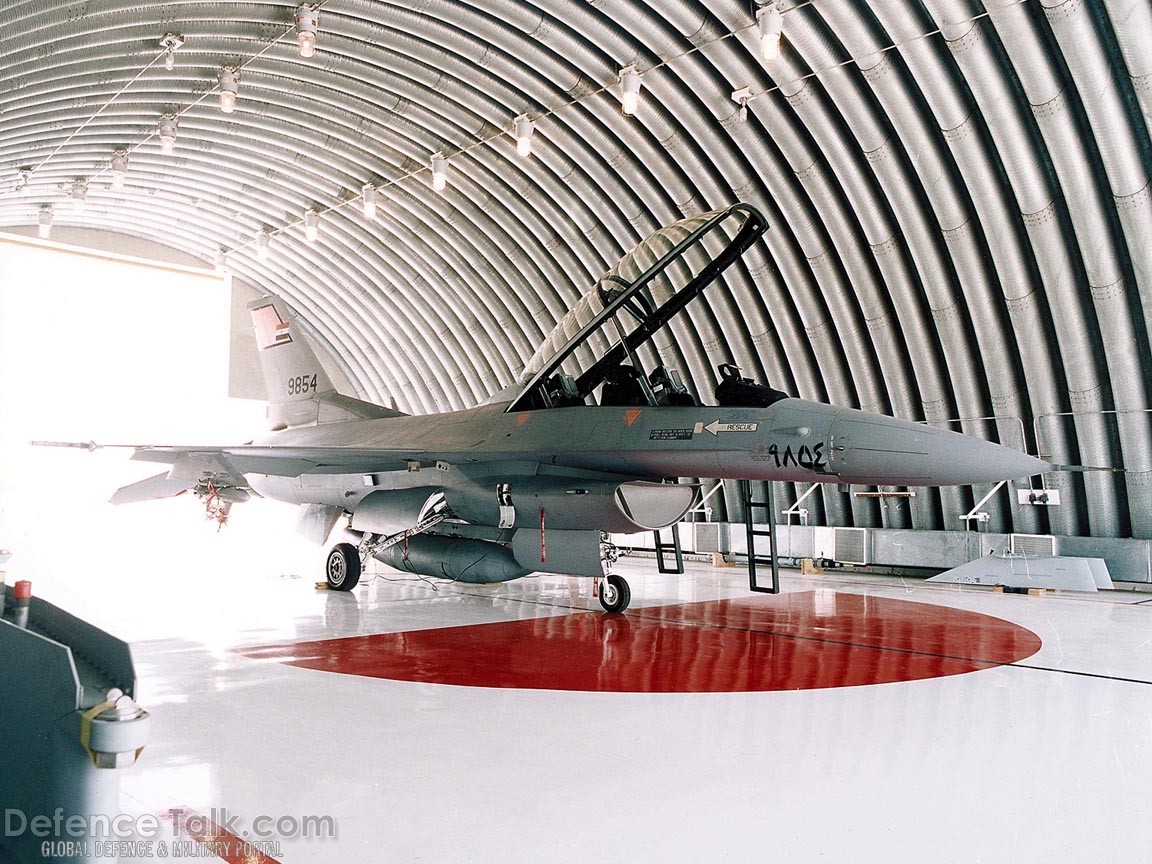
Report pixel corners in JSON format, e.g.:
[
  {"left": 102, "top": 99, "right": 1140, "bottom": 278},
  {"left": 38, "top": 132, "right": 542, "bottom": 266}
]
[{"left": 288, "top": 374, "right": 318, "bottom": 395}]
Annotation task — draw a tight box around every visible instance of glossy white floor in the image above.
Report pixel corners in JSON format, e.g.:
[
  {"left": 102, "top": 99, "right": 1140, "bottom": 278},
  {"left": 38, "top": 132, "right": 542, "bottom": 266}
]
[{"left": 16, "top": 511, "right": 1152, "bottom": 864}]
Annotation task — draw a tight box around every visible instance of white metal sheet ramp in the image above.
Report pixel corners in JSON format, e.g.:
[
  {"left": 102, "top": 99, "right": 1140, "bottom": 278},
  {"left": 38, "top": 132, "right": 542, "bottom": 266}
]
[{"left": 928, "top": 554, "right": 1114, "bottom": 592}]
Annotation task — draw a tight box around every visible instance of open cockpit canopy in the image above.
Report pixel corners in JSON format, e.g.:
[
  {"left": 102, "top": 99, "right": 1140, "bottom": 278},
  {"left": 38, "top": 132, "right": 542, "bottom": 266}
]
[{"left": 509, "top": 203, "right": 769, "bottom": 413}]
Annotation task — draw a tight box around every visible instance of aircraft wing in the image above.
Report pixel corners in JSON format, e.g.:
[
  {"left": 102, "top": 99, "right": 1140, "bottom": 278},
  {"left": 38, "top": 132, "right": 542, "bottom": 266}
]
[
  {"left": 33, "top": 440, "right": 427, "bottom": 478},
  {"left": 34, "top": 441, "right": 263, "bottom": 503},
  {"left": 129, "top": 445, "right": 427, "bottom": 476}
]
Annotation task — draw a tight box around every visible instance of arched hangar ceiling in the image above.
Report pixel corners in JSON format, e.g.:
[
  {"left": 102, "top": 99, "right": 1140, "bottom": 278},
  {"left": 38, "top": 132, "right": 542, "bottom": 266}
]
[{"left": 1, "top": 0, "right": 1150, "bottom": 538}]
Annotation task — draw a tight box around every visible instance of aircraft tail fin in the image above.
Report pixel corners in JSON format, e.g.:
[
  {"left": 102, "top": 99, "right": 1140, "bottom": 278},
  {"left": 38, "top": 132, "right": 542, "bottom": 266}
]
[{"left": 248, "top": 297, "right": 403, "bottom": 429}]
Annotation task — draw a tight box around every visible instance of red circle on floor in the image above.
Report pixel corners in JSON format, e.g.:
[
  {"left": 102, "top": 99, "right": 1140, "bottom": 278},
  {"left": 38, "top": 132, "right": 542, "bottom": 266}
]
[{"left": 240, "top": 591, "right": 1042, "bottom": 692}]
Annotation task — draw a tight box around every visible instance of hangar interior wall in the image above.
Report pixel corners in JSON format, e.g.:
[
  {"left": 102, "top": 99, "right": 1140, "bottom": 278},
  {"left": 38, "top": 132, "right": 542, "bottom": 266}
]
[
  {"left": 622, "top": 523, "right": 1152, "bottom": 584},
  {"left": 2, "top": 1, "right": 1150, "bottom": 543}
]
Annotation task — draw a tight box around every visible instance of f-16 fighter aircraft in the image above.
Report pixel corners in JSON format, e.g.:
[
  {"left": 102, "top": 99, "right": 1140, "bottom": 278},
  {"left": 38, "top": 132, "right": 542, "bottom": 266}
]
[{"left": 41, "top": 204, "right": 1049, "bottom": 612}]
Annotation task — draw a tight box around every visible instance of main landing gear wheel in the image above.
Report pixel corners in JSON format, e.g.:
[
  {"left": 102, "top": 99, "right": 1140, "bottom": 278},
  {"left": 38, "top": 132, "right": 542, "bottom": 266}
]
[
  {"left": 598, "top": 574, "right": 631, "bottom": 614},
  {"left": 325, "top": 543, "right": 361, "bottom": 591}
]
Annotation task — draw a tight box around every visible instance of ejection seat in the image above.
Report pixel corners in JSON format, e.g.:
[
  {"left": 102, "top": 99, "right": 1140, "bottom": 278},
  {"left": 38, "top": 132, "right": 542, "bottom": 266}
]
[
  {"left": 649, "top": 366, "right": 697, "bottom": 407},
  {"left": 600, "top": 365, "right": 657, "bottom": 406},
  {"left": 714, "top": 363, "right": 789, "bottom": 407},
  {"left": 546, "top": 372, "right": 584, "bottom": 408}
]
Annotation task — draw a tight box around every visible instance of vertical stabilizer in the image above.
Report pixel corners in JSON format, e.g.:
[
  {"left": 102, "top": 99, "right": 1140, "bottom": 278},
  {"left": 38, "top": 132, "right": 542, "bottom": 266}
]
[
  {"left": 248, "top": 296, "right": 404, "bottom": 428},
  {"left": 248, "top": 297, "right": 338, "bottom": 429}
]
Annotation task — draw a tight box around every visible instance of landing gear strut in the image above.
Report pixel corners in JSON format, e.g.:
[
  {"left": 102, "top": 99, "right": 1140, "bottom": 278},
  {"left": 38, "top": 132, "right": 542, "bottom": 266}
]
[
  {"left": 325, "top": 543, "right": 361, "bottom": 591},
  {"left": 598, "top": 573, "right": 631, "bottom": 613}
]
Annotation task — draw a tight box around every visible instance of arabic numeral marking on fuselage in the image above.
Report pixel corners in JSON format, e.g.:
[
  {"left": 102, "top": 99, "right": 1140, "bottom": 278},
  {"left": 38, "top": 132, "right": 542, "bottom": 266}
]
[
  {"left": 287, "top": 373, "right": 318, "bottom": 396},
  {"left": 764, "top": 441, "right": 826, "bottom": 471}
]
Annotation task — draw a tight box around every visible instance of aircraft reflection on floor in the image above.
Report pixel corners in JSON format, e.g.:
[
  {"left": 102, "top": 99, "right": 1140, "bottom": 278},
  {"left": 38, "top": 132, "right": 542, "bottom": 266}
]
[{"left": 239, "top": 591, "right": 1042, "bottom": 692}]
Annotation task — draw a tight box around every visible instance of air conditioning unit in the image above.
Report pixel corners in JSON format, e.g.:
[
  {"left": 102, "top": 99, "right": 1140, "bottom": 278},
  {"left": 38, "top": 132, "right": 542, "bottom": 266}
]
[
  {"left": 1009, "top": 533, "right": 1057, "bottom": 557},
  {"left": 694, "top": 523, "right": 730, "bottom": 553},
  {"left": 833, "top": 527, "right": 869, "bottom": 565}
]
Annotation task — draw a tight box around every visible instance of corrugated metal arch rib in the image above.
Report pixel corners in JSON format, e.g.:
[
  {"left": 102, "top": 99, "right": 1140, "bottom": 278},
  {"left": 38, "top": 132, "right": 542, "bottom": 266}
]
[{"left": 2, "top": 0, "right": 1150, "bottom": 538}]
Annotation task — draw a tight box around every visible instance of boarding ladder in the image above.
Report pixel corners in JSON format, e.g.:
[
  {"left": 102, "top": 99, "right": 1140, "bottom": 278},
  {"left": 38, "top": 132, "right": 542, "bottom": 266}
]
[
  {"left": 738, "top": 479, "right": 780, "bottom": 594},
  {"left": 653, "top": 524, "right": 684, "bottom": 574}
]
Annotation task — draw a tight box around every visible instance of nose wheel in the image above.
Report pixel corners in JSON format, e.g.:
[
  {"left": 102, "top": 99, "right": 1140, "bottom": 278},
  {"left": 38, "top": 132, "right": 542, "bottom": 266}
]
[
  {"left": 325, "top": 542, "right": 361, "bottom": 591},
  {"left": 598, "top": 574, "right": 631, "bottom": 613}
]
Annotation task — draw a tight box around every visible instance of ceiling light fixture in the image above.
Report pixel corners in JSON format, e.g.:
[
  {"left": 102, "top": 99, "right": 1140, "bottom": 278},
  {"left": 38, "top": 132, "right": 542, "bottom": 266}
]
[
  {"left": 38, "top": 205, "right": 53, "bottom": 239},
  {"left": 430, "top": 153, "right": 448, "bottom": 192},
  {"left": 295, "top": 6, "right": 319, "bottom": 58},
  {"left": 304, "top": 208, "right": 320, "bottom": 242},
  {"left": 757, "top": 3, "right": 783, "bottom": 62},
  {"left": 218, "top": 67, "right": 240, "bottom": 114},
  {"left": 513, "top": 114, "right": 535, "bottom": 158},
  {"left": 619, "top": 65, "right": 642, "bottom": 116},
  {"left": 362, "top": 183, "right": 378, "bottom": 219},
  {"left": 160, "top": 33, "right": 184, "bottom": 71},
  {"left": 71, "top": 178, "right": 88, "bottom": 212},
  {"left": 731, "top": 86, "right": 752, "bottom": 122},
  {"left": 110, "top": 150, "right": 128, "bottom": 189},
  {"left": 213, "top": 249, "right": 227, "bottom": 271},
  {"left": 256, "top": 229, "right": 270, "bottom": 260},
  {"left": 158, "top": 114, "right": 178, "bottom": 153}
]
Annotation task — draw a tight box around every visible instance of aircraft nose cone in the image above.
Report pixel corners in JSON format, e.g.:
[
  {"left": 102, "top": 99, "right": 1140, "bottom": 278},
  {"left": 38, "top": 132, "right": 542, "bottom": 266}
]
[
  {"left": 930, "top": 429, "right": 1051, "bottom": 485},
  {"left": 828, "top": 410, "right": 1049, "bottom": 486}
]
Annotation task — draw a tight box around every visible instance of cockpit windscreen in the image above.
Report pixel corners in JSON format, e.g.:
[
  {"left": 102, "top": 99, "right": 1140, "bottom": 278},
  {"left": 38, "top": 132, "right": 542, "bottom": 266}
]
[{"left": 509, "top": 204, "right": 768, "bottom": 413}]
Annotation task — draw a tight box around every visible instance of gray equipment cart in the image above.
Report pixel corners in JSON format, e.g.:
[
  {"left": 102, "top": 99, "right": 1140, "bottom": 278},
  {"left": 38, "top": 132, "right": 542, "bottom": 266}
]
[{"left": 0, "top": 584, "right": 151, "bottom": 864}]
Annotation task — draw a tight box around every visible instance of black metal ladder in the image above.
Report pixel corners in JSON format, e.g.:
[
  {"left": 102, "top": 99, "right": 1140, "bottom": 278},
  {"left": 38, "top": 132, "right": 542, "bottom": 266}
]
[
  {"left": 739, "top": 479, "right": 780, "bottom": 594},
  {"left": 653, "top": 524, "right": 684, "bottom": 574}
]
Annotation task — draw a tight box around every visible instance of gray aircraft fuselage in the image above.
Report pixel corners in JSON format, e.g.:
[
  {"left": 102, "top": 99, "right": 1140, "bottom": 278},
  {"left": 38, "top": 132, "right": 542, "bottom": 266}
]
[{"left": 247, "top": 397, "right": 1047, "bottom": 510}]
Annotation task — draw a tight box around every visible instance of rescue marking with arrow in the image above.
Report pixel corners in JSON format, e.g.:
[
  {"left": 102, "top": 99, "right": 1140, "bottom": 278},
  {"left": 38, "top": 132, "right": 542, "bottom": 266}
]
[{"left": 693, "top": 420, "right": 759, "bottom": 436}]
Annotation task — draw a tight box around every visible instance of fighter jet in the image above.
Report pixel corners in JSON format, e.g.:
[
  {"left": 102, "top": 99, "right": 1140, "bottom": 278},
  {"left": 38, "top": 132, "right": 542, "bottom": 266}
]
[{"left": 40, "top": 204, "right": 1048, "bottom": 612}]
